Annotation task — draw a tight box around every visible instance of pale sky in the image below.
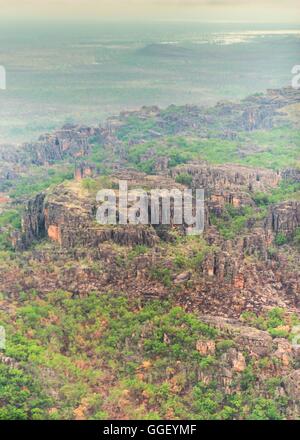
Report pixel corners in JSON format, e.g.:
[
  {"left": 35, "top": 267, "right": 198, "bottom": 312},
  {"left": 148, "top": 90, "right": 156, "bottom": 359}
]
[{"left": 0, "top": 0, "right": 299, "bottom": 23}]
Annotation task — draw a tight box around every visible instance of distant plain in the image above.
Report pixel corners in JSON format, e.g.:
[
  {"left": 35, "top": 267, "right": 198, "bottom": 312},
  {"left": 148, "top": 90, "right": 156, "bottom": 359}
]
[{"left": 0, "top": 21, "right": 299, "bottom": 143}]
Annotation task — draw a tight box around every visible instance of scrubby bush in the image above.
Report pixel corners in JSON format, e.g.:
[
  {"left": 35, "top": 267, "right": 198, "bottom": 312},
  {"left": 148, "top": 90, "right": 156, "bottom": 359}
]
[
  {"left": 175, "top": 173, "right": 193, "bottom": 186},
  {"left": 275, "top": 233, "right": 288, "bottom": 246}
]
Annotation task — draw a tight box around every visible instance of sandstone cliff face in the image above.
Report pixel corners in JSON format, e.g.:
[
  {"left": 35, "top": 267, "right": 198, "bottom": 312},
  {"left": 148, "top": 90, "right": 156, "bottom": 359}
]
[
  {"left": 20, "top": 181, "right": 160, "bottom": 250},
  {"left": 21, "top": 193, "right": 46, "bottom": 246},
  {"left": 0, "top": 125, "right": 104, "bottom": 186},
  {"left": 198, "top": 198, "right": 300, "bottom": 312}
]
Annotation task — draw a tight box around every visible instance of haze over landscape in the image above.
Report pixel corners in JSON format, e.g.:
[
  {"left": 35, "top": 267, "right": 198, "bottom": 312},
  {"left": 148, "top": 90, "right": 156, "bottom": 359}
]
[{"left": 0, "top": 20, "right": 299, "bottom": 143}]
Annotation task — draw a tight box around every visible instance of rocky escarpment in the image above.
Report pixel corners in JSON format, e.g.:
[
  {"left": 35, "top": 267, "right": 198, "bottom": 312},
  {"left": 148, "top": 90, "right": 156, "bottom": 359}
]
[
  {"left": 172, "top": 162, "right": 281, "bottom": 193},
  {"left": 7, "top": 161, "right": 298, "bottom": 319},
  {"left": 0, "top": 125, "right": 103, "bottom": 186},
  {"left": 19, "top": 181, "right": 160, "bottom": 250},
  {"left": 3, "top": 87, "right": 299, "bottom": 170},
  {"left": 197, "top": 187, "right": 300, "bottom": 314},
  {"left": 0, "top": 126, "right": 99, "bottom": 169},
  {"left": 198, "top": 229, "right": 300, "bottom": 314},
  {"left": 1, "top": 87, "right": 299, "bottom": 189},
  {"left": 111, "top": 87, "right": 300, "bottom": 143},
  {"left": 172, "top": 162, "right": 281, "bottom": 214},
  {"left": 23, "top": 124, "right": 103, "bottom": 165},
  {"left": 0, "top": 121, "right": 125, "bottom": 187}
]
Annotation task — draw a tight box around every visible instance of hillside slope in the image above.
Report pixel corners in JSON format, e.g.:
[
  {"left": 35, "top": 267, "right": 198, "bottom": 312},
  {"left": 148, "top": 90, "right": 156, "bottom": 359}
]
[{"left": 0, "top": 87, "right": 299, "bottom": 419}]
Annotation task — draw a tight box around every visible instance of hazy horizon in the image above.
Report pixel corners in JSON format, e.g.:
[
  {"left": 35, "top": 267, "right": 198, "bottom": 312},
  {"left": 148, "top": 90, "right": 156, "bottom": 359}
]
[
  {"left": 0, "top": 17, "right": 299, "bottom": 144},
  {"left": 0, "top": 0, "right": 299, "bottom": 23}
]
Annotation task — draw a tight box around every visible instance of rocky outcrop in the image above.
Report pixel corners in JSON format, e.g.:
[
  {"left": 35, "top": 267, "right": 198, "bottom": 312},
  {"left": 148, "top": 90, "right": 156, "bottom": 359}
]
[
  {"left": 23, "top": 125, "right": 103, "bottom": 165},
  {"left": 196, "top": 315, "right": 300, "bottom": 417},
  {"left": 21, "top": 193, "right": 46, "bottom": 246},
  {"left": 283, "top": 370, "right": 300, "bottom": 402},
  {"left": 1, "top": 87, "right": 299, "bottom": 331},
  {"left": 200, "top": 315, "right": 282, "bottom": 358},
  {"left": 74, "top": 162, "right": 99, "bottom": 181},
  {"left": 282, "top": 168, "right": 300, "bottom": 183},
  {"left": 240, "top": 107, "right": 274, "bottom": 131},
  {"left": 238, "top": 87, "right": 300, "bottom": 131},
  {"left": 0, "top": 144, "right": 27, "bottom": 185},
  {"left": 0, "top": 353, "right": 20, "bottom": 370},
  {"left": 196, "top": 339, "right": 216, "bottom": 356},
  {"left": 266, "top": 201, "right": 300, "bottom": 236},
  {"left": 20, "top": 182, "right": 160, "bottom": 250},
  {"left": 172, "top": 163, "right": 281, "bottom": 193},
  {"left": 172, "top": 162, "right": 280, "bottom": 216},
  {"left": 1, "top": 87, "right": 299, "bottom": 187},
  {"left": 111, "top": 87, "right": 300, "bottom": 144}
]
